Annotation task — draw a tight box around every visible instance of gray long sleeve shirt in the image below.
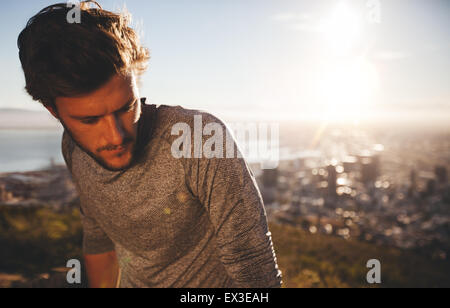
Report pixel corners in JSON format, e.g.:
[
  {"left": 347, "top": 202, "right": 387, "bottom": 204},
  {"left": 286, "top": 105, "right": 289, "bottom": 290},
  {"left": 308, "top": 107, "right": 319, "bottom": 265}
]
[{"left": 61, "top": 102, "right": 283, "bottom": 288}]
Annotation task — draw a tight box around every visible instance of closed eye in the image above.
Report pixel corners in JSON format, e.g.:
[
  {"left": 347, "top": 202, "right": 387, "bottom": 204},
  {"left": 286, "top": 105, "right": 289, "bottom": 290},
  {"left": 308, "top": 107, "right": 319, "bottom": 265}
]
[
  {"left": 79, "top": 99, "right": 137, "bottom": 125},
  {"left": 81, "top": 118, "right": 99, "bottom": 125}
]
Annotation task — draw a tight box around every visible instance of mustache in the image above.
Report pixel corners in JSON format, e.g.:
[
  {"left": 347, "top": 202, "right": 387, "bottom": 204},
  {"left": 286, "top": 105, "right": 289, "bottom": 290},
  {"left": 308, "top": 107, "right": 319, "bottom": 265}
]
[{"left": 98, "top": 137, "right": 134, "bottom": 152}]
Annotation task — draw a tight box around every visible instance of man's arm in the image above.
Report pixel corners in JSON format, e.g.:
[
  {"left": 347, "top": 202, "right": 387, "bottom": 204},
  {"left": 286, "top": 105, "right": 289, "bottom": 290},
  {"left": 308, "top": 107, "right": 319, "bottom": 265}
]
[
  {"left": 79, "top": 206, "right": 118, "bottom": 288},
  {"left": 84, "top": 251, "right": 120, "bottom": 288},
  {"left": 181, "top": 115, "right": 283, "bottom": 288}
]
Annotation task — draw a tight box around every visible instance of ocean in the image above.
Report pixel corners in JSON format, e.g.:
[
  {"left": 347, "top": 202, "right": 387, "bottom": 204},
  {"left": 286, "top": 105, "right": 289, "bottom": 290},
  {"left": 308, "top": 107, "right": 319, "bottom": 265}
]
[
  {"left": 0, "top": 129, "right": 65, "bottom": 173},
  {"left": 0, "top": 126, "right": 296, "bottom": 173}
]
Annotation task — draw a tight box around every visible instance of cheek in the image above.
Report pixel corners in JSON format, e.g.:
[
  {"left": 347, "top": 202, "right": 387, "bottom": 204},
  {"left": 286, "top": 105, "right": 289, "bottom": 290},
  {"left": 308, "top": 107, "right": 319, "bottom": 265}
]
[
  {"left": 63, "top": 121, "right": 99, "bottom": 146},
  {"left": 73, "top": 129, "right": 99, "bottom": 148}
]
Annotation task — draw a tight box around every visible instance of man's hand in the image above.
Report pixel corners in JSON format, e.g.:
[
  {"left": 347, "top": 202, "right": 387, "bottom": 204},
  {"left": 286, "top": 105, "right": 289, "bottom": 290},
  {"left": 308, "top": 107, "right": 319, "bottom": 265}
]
[{"left": 84, "top": 250, "right": 120, "bottom": 288}]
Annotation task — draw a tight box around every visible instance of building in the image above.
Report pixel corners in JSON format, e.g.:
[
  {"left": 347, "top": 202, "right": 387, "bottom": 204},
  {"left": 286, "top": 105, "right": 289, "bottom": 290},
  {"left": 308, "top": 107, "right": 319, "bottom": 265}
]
[
  {"left": 262, "top": 168, "right": 279, "bottom": 188},
  {"left": 327, "top": 165, "right": 337, "bottom": 198},
  {"left": 360, "top": 155, "right": 380, "bottom": 185},
  {"left": 435, "top": 165, "right": 448, "bottom": 184}
]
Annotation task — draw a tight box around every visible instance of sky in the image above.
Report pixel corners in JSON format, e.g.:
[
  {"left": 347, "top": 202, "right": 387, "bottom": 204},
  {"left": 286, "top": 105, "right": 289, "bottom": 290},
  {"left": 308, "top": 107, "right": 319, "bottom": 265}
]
[{"left": 0, "top": 0, "right": 449, "bottom": 123}]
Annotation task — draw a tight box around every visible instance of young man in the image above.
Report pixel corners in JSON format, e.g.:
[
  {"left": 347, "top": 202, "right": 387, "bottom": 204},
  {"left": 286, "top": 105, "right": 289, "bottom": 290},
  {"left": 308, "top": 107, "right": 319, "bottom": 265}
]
[{"left": 17, "top": 1, "right": 282, "bottom": 288}]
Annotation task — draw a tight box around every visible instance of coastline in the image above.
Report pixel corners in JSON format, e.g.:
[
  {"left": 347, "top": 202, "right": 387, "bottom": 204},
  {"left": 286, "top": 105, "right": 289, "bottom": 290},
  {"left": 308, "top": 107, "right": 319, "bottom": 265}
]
[{"left": 0, "top": 164, "right": 78, "bottom": 208}]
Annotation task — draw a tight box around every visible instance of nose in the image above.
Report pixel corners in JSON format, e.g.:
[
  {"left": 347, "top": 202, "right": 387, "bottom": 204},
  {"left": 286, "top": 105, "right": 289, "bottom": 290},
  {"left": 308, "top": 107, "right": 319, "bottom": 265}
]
[{"left": 102, "top": 114, "right": 126, "bottom": 150}]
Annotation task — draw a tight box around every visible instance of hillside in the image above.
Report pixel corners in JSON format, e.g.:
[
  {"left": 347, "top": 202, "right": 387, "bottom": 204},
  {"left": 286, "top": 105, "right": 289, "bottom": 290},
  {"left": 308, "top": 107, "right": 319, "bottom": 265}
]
[
  {"left": 1, "top": 201, "right": 449, "bottom": 287},
  {"left": 270, "top": 222, "right": 450, "bottom": 288}
]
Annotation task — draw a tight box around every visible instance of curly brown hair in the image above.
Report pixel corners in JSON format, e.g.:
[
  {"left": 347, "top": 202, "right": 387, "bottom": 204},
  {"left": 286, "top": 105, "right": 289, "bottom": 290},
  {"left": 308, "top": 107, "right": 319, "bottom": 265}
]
[{"left": 17, "top": 1, "right": 150, "bottom": 110}]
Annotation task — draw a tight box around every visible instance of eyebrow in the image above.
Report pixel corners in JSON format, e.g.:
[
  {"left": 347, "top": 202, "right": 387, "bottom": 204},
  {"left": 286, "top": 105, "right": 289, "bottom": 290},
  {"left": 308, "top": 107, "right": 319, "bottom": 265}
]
[{"left": 69, "top": 97, "right": 137, "bottom": 120}]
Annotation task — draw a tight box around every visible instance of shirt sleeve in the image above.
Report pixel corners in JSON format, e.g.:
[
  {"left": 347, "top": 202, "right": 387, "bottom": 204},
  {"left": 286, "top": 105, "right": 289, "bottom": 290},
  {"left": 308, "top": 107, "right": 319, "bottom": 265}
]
[
  {"left": 61, "top": 130, "right": 115, "bottom": 255},
  {"left": 79, "top": 204, "right": 116, "bottom": 255},
  {"left": 182, "top": 115, "right": 283, "bottom": 288}
]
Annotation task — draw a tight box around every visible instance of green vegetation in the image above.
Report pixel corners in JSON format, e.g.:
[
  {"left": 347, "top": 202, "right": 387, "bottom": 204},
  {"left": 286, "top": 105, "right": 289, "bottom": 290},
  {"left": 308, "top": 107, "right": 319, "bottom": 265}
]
[
  {"left": 269, "top": 223, "right": 450, "bottom": 288},
  {"left": 0, "top": 205, "right": 83, "bottom": 276},
  {"left": 1, "top": 204, "right": 449, "bottom": 287}
]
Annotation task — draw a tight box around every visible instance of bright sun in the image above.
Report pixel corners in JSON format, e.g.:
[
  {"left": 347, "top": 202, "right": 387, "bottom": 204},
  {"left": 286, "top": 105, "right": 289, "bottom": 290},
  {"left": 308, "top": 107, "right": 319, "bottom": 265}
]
[
  {"left": 320, "top": 2, "right": 363, "bottom": 54},
  {"left": 316, "top": 58, "right": 379, "bottom": 118},
  {"left": 314, "top": 2, "right": 379, "bottom": 122}
]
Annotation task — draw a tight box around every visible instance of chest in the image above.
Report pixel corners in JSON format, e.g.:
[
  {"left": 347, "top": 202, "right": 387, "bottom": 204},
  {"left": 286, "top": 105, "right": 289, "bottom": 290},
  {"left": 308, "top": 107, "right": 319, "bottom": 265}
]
[{"left": 72, "top": 146, "right": 210, "bottom": 252}]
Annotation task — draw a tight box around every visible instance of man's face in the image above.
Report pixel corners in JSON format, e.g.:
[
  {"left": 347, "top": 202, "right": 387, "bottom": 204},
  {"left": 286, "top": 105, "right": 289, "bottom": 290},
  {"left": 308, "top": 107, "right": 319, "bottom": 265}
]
[{"left": 48, "top": 73, "right": 142, "bottom": 172}]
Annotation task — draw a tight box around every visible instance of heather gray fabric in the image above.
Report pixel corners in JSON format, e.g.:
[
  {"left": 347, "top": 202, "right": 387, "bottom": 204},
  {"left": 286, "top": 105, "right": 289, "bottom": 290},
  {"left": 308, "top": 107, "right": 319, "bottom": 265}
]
[{"left": 61, "top": 103, "right": 283, "bottom": 288}]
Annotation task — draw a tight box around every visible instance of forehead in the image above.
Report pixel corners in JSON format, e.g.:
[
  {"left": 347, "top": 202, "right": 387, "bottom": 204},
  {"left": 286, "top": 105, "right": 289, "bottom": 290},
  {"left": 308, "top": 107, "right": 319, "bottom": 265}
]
[{"left": 55, "top": 73, "right": 137, "bottom": 117}]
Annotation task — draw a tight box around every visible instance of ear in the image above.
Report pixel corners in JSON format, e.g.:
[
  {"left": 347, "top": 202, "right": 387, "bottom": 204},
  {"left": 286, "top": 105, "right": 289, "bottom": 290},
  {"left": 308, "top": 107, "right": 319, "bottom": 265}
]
[{"left": 44, "top": 104, "right": 59, "bottom": 120}]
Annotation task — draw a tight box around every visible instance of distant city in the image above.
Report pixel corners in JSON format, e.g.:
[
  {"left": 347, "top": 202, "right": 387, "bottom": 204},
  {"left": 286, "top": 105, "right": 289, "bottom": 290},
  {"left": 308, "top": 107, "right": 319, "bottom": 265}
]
[{"left": 254, "top": 123, "right": 450, "bottom": 261}]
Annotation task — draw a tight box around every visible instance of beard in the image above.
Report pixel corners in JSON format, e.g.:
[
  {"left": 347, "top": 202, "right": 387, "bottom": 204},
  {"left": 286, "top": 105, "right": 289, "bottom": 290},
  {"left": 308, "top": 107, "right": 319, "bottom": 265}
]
[
  {"left": 56, "top": 99, "right": 151, "bottom": 172},
  {"left": 59, "top": 120, "right": 138, "bottom": 172}
]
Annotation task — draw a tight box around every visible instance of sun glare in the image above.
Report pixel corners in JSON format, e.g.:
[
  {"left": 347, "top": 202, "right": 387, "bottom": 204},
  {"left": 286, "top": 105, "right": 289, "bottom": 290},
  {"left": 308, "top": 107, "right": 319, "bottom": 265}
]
[
  {"left": 319, "top": 2, "right": 363, "bottom": 54},
  {"left": 314, "top": 2, "right": 379, "bottom": 122},
  {"left": 316, "top": 58, "right": 379, "bottom": 118}
]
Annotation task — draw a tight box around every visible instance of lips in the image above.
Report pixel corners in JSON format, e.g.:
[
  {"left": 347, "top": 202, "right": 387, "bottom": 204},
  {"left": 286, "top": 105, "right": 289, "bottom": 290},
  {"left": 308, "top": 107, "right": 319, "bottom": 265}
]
[{"left": 110, "top": 144, "right": 128, "bottom": 155}]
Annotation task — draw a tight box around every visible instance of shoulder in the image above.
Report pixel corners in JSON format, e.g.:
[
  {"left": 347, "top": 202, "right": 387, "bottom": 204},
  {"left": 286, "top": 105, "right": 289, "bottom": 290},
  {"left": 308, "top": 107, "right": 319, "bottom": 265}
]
[
  {"left": 152, "top": 104, "right": 229, "bottom": 142},
  {"left": 61, "top": 129, "right": 75, "bottom": 172},
  {"left": 155, "top": 104, "right": 226, "bottom": 128}
]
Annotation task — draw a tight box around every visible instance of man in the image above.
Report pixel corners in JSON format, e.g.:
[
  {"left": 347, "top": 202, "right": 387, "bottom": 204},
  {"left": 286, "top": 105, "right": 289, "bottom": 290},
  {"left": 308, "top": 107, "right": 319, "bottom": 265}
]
[{"left": 17, "top": 1, "right": 282, "bottom": 288}]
